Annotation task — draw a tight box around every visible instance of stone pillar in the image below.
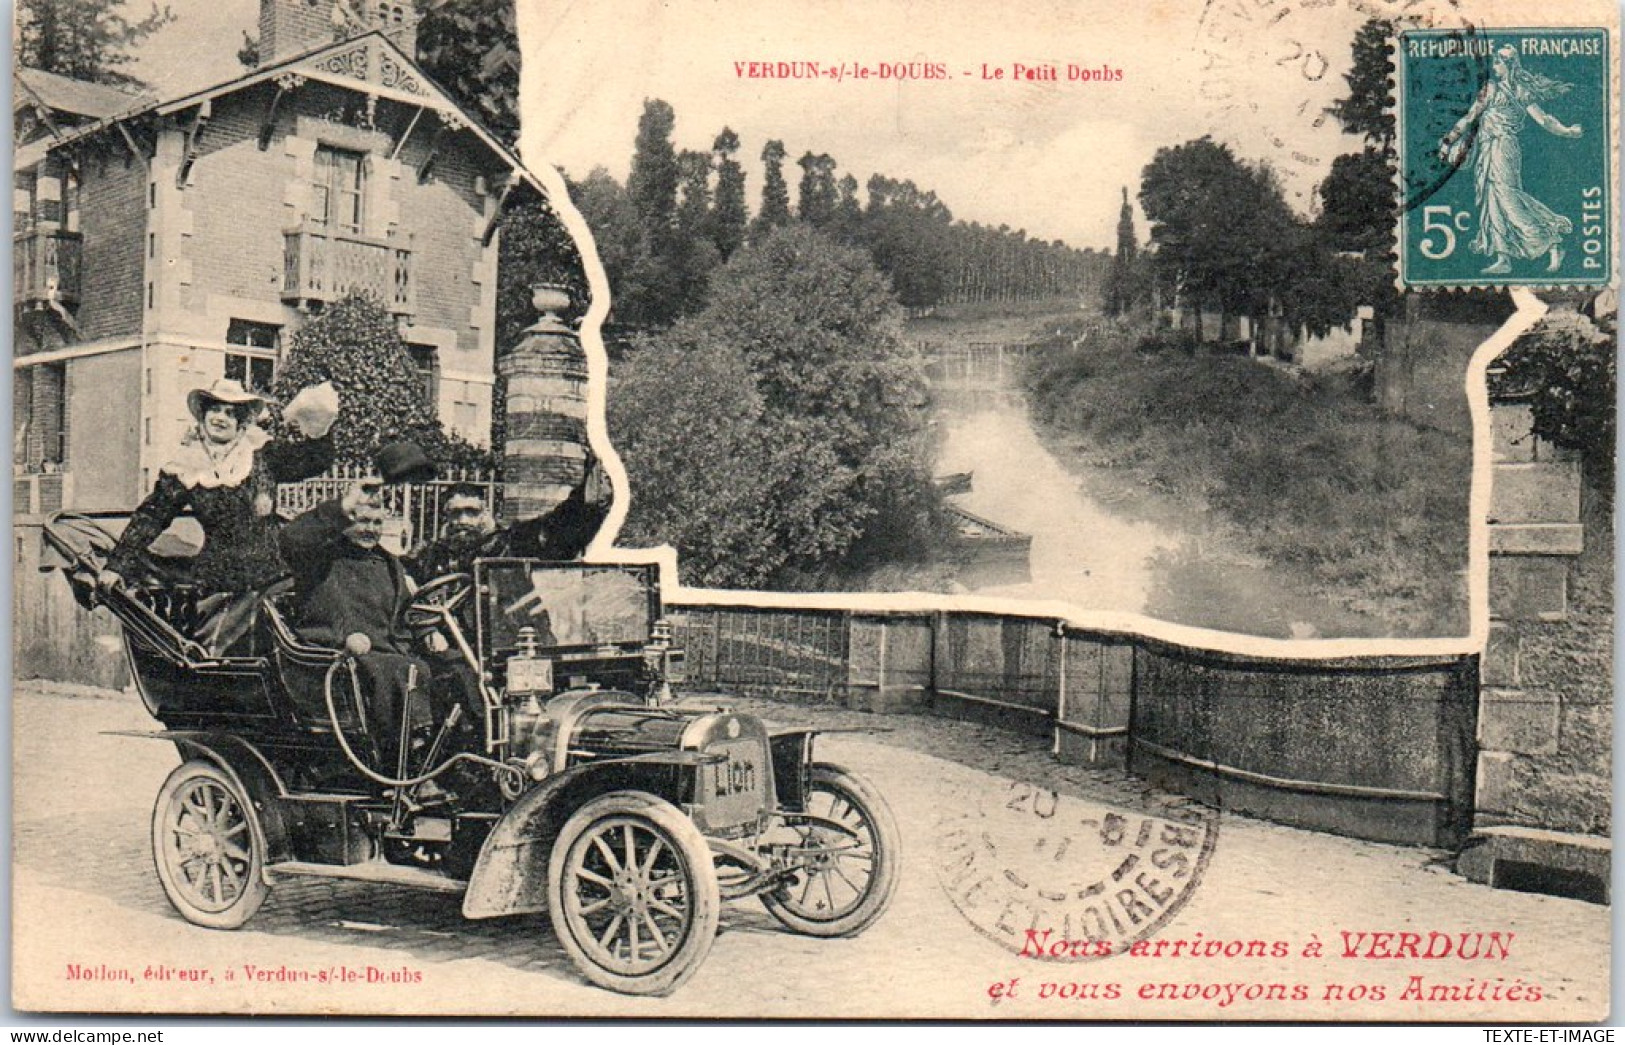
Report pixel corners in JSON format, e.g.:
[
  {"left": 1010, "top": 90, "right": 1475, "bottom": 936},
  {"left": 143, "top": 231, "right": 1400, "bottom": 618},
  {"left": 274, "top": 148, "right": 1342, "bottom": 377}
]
[
  {"left": 845, "top": 615, "right": 932, "bottom": 713},
  {"left": 1459, "top": 396, "right": 1609, "bottom": 901},
  {"left": 1052, "top": 635, "right": 1133, "bottom": 768},
  {"left": 500, "top": 286, "right": 588, "bottom": 520}
]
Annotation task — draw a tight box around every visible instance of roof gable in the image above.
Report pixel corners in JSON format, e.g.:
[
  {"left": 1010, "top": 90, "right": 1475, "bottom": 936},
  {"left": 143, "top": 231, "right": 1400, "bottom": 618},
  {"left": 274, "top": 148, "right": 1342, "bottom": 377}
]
[
  {"left": 46, "top": 32, "right": 546, "bottom": 197},
  {"left": 14, "top": 67, "right": 152, "bottom": 122}
]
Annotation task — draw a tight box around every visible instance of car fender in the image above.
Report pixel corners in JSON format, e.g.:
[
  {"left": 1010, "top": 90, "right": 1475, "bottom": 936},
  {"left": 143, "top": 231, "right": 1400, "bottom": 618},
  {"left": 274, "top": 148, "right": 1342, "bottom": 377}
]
[
  {"left": 767, "top": 727, "right": 819, "bottom": 813},
  {"left": 461, "top": 751, "right": 719, "bottom": 920},
  {"left": 111, "top": 729, "right": 295, "bottom": 868}
]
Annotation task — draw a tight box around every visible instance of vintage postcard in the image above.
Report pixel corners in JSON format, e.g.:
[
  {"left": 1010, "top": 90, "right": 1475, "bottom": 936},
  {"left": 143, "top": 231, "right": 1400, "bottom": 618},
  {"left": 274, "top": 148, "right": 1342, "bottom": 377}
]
[{"left": 9, "top": 0, "right": 1619, "bottom": 1022}]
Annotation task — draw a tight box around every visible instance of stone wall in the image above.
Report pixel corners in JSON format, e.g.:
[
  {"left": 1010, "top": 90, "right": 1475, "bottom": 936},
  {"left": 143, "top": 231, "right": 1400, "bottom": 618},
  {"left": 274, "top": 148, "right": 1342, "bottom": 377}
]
[{"left": 1475, "top": 400, "right": 1612, "bottom": 835}]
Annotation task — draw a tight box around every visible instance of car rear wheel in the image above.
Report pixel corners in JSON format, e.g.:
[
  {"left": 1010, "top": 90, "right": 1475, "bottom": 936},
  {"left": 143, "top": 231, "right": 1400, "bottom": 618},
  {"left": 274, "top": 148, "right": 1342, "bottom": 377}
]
[
  {"left": 151, "top": 760, "right": 269, "bottom": 929},
  {"left": 761, "top": 762, "right": 900, "bottom": 937},
  {"left": 548, "top": 791, "right": 720, "bottom": 996}
]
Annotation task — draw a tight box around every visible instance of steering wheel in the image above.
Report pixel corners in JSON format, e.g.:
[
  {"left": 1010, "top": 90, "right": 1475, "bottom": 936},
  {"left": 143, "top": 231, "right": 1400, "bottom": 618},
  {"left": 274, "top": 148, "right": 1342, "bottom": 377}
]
[{"left": 405, "top": 572, "right": 473, "bottom": 632}]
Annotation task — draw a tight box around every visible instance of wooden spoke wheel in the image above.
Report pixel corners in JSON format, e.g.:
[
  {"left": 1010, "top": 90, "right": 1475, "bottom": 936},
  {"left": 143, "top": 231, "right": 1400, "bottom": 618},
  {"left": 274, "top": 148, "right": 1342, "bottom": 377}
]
[
  {"left": 151, "top": 761, "right": 269, "bottom": 929},
  {"left": 761, "top": 763, "right": 900, "bottom": 937},
  {"left": 548, "top": 791, "right": 720, "bottom": 996}
]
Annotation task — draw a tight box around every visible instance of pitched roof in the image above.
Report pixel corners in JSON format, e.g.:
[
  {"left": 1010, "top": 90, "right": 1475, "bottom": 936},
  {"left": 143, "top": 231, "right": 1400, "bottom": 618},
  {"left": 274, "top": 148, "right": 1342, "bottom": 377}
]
[
  {"left": 14, "top": 67, "right": 152, "bottom": 122},
  {"left": 44, "top": 32, "right": 547, "bottom": 198}
]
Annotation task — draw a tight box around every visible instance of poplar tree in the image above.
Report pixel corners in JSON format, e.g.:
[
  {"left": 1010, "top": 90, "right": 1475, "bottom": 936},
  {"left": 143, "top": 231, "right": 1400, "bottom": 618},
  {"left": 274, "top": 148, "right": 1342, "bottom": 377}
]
[
  {"left": 755, "top": 139, "right": 792, "bottom": 233},
  {"left": 796, "top": 152, "right": 838, "bottom": 229},
  {"left": 708, "top": 128, "right": 748, "bottom": 260}
]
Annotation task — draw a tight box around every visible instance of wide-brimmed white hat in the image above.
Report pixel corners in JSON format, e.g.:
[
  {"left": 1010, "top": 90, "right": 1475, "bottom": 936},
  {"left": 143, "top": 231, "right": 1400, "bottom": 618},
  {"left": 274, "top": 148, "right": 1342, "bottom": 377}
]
[{"left": 187, "top": 378, "right": 269, "bottom": 424}]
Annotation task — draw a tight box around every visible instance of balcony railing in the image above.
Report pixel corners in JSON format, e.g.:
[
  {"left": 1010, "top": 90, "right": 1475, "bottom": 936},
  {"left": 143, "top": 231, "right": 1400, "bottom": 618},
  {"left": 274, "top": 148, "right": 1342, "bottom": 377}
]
[
  {"left": 282, "top": 223, "right": 415, "bottom": 315},
  {"left": 13, "top": 229, "right": 82, "bottom": 308}
]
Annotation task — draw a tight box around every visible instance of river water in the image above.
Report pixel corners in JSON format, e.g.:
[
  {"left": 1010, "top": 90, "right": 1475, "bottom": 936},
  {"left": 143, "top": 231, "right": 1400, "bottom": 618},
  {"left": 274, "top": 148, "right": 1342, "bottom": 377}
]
[
  {"left": 937, "top": 403, "right": 1178, "bottom": 615},
  {"left": 936, "top": 400, "right": 1392, "bottom": 638}
]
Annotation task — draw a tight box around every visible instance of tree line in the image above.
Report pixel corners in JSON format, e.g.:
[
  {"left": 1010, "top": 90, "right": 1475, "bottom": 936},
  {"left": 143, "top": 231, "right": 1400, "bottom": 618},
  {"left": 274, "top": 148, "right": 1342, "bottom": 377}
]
[{"left": 572, "top": 99, "right": 1109, "bottom": 333}]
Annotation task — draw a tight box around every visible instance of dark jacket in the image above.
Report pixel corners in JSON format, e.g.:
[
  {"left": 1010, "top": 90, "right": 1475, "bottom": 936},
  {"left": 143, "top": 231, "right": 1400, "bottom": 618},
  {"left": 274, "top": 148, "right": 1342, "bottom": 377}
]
[
  {"left": 107, "top": 432, "right": 334, "bottom": 592},
  {"left": 405, "top": 476, "right": 611, "bottom": 581},
  {"left": 277, "top": 498, "right": 413, "bottom": 654}
]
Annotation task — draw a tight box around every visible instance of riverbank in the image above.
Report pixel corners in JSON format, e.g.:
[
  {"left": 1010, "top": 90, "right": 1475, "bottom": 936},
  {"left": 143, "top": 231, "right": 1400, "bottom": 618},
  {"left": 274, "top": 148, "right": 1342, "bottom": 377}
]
[{"left": 1022, "top": 320, "right": 1472, "bottom": 637}]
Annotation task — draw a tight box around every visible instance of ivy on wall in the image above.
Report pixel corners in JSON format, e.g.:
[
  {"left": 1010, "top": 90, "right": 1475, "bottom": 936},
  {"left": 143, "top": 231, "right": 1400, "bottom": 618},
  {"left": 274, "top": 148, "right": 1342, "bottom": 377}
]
[
  {"left": 271, "top": 293, "right": 493, "bottom": 471},
  {"left": 1491, "top": 307, "right": 1616, "bottom": 496}
]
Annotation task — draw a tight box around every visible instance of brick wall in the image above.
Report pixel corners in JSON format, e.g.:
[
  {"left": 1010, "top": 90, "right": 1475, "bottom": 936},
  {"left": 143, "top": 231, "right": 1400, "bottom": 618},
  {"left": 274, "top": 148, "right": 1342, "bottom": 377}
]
[
  {"left": 179, "top": 85, "right": 301, "bottom": 312},
  {"left": 259, "top": 0, "right": 338, "bottom": 63},
  {"left": 175, "top": 85, "right": 497, "bottom": 362},
  {"left": 76, "top": 145, "right": 148, "bottom": 341}
]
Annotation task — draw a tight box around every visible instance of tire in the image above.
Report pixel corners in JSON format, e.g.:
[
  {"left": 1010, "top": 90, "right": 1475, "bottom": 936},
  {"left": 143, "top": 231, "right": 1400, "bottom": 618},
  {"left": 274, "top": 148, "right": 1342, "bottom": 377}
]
[
  {"left": 548, "top": 791, "right": 720, "bottom": 996},
  {"left": 761, "top": 762, "right": 900, "bottom": 937},
  {"left": 151, "top": 760, "right": 270, "bottom": 929}
]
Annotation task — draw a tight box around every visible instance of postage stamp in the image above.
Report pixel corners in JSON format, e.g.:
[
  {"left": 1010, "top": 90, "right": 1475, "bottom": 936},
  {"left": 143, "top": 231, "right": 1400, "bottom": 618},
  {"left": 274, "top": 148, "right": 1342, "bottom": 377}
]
[{"left": 1397, "top": 27, "right": 1614, "bottom": 288}]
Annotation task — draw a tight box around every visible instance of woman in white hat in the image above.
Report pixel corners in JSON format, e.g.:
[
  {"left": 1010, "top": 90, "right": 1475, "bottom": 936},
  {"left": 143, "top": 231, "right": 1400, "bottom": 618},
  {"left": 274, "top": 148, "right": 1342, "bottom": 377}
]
[{"left": 100, "top": 378, "right": 341, "bottom": 638}]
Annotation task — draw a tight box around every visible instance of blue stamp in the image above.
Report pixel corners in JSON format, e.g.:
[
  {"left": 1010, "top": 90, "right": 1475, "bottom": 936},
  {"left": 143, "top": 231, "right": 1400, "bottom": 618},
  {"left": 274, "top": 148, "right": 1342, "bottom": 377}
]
[{"left": 1397, "top": 28, "right": 1612, "bottom": 288}]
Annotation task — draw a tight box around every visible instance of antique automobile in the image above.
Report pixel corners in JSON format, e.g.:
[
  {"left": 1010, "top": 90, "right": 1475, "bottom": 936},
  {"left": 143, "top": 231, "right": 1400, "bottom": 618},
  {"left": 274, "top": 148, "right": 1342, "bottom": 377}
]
[{"left": 41, "top": 512, "right": 899, "bottom": 996}]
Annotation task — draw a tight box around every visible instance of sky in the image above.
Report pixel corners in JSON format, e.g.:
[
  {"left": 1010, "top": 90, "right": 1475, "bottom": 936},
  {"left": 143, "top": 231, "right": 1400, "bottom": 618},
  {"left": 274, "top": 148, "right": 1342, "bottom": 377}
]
[{"left": 111, "top": 0, "right": 1455, "bottom": 250}]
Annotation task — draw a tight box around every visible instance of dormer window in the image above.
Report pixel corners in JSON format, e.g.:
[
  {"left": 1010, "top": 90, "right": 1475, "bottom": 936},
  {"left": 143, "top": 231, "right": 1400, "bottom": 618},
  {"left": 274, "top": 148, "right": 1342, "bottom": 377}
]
[{"left": 312, "top": 145, "right": 366, "bottom": 234}]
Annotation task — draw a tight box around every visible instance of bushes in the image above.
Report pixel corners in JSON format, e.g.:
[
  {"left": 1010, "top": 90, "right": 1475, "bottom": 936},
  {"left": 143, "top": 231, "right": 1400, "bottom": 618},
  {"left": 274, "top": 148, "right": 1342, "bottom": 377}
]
[
  {"left": 1135, "top": 328, "right": 1202, "bottom": 356},
  {"left": 272, "top": 294, "right": 493, "bottom": 471},
  {"left": 1024, "top": 330, "right": 1471, "bottom": 632},
  {"left": 1491, "top": 309, "right": 1615, "bottom": 495}
]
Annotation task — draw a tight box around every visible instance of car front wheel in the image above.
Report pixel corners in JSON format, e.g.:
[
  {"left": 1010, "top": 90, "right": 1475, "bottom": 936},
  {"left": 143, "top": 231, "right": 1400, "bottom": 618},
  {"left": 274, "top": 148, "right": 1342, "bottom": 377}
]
[
  {"left": 151, "top": 760, "right": 270, "bottom": 929},
  {"left": 548, "top": 791, "right": 721, "bottom": 996},
  {"left": 761, "top": 762, "right": 900, "bottom": 937}
]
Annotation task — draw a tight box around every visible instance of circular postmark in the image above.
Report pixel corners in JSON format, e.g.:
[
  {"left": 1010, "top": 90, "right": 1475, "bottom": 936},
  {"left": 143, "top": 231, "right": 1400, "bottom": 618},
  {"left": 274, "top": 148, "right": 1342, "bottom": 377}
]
[
  {"left": 935, "top": 779, "right": 1218, "bottom": 961},
  {"left": 1190, "top": 0, "right": 1489, "bottom": 214}
]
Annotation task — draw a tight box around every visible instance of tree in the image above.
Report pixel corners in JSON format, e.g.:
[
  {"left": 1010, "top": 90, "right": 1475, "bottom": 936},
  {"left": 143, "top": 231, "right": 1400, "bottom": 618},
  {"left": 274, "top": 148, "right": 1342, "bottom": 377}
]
[
  {"left": 862, "top": 175, "right": 954, "bottom": 309},
  {"left": 796, "top": 151, "right": 838, "bottom": 229},
  {"left": 1139, "top": 138, "right": 1292, "bottom": 339},
  {"left": 1327, "top": 19, "right": 1396, "bottom": 147},
  {"left": 833, "top": 173, "right": 863, "bottom": 243},
  {"left": 414, "top": 0, "right": 521, "bottom": 146},
  {"left": 754, "top": 139, "right": 792, "bottom": 233},
  {"left": 627, "top": 99, "right": 680, "bottom": 245},
  {"left": 1319, "top": 18, "right": 1404, "bottom": 343},
  {"left": 707, "top": 128, "right": 748, "bottom": 260},
  {"left": 567, "top": 167, "right": 647, "bottom": 331},
  {"left": 17, "top": 0, "right": 175, "bottom": 87},
  {"left": 272, "top": 294, "right": 486, "bottom": 468},
  {"left": 611, "top": 225, "right": 945, "bottom": 588},
  {"left": 1103, "top": 186, "right": 1144, "bottom": 316},
  {"left": 1316, "top": 148, "right": 1394, "bottom": 254},
  {"left": 608, "top": 337, "right": 851, "bottom": 588},
  {"left": 672, "top": 148, "right": 720, "bottom": 315}
]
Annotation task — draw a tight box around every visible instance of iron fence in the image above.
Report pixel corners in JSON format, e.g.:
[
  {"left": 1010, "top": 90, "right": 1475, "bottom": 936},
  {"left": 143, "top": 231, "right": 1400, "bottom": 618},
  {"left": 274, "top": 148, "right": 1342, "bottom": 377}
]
[{"left": 277, "top": 462, "right": 495, "bottom": 547}]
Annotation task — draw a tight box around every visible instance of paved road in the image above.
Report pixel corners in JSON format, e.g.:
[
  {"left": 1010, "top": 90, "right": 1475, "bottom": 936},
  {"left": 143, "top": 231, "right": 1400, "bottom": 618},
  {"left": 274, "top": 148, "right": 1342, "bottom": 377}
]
[{"left": 12, "top": 682, "right": 1610, "bottom": 1020}]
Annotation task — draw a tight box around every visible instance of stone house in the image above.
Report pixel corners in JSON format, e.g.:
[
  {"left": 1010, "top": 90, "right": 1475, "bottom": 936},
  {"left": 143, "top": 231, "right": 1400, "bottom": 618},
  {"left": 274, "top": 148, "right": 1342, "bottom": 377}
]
[{"left": 13, "top": 0, "right": 556, "bottom": 516}]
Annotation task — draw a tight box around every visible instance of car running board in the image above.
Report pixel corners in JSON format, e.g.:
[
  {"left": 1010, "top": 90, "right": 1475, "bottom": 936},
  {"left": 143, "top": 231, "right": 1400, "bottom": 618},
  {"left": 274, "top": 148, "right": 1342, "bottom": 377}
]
[{"left": 266, "top": 859, "right": 467, "bottom": 893}]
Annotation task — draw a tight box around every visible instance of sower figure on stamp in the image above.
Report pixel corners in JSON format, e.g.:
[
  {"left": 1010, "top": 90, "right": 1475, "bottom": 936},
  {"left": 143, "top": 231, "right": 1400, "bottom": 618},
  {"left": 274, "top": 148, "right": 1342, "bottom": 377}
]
[
  {"left": 99, "top": 378, "right": 340, "bottom": 654},
  {"left": 1440, "top": 45, "right": 1583, "bottom": 274}
]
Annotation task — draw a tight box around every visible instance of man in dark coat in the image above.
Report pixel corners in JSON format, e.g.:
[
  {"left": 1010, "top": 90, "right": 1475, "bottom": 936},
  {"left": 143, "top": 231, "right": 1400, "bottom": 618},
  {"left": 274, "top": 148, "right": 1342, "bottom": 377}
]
[
  {"left": 279, "top": 482, "right": 431, "bottom": 775},
  {"left": 405, "top": 454, "right": 611, "bottom": 582}
]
